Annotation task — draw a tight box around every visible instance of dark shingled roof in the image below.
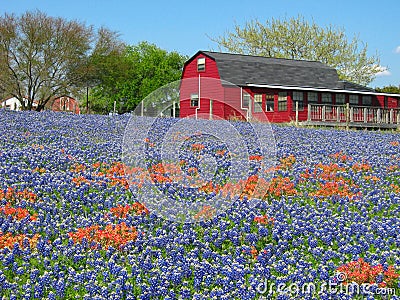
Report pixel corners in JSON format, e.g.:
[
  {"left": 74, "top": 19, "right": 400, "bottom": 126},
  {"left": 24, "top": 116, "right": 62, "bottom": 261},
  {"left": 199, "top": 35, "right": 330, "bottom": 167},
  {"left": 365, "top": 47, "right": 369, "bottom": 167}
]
[
  {"left": 198, "top": 51, "right": 343, "bottom": 89},
  {"left": 338, "top": 81, "right": 376, "bottom": 92}
]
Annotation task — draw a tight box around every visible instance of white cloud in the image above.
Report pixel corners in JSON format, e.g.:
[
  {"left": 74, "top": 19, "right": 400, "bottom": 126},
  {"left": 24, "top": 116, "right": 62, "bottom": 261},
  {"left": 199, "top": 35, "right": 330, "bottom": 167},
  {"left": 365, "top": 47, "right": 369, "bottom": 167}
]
[
  {"left": 395, "top": 46, "right": 400, "bottom": 53},
  {"left": 375, "top": 66, "right": 391, "bottom": 77}
]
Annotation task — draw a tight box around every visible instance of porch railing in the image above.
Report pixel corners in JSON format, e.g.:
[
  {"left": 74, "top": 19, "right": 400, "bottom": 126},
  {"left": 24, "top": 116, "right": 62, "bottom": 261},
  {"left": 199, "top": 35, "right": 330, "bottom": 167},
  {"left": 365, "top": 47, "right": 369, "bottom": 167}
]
[{"left": 304, "top": 103, "right": 400, "bottom": 127}]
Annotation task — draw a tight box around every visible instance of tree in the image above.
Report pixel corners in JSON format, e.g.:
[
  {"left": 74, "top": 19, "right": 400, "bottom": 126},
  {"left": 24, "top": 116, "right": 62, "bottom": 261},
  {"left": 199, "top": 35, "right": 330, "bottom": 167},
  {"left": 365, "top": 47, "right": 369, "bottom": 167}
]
[
  {"left": 0, "top": 10, "right": 96, "bottom": 111},
  {"left": 90, "top": 41, "right": 187, "bottom": 114},
  {"left": 211, "top": 15, "right": 381, "bottom": 86},
  {"left": 74, "top": 27, "right": 127, "bottom": 113},
  {"left": 375, "top": 85, "right": 400, "bottom": 94}
]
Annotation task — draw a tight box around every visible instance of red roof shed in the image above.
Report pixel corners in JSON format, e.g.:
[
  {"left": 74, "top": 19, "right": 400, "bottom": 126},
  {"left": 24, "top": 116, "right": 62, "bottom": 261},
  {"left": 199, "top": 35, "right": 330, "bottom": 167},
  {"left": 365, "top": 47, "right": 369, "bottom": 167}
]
[{"left": 48, "top": 96, "right": 80, "bottom": 114}]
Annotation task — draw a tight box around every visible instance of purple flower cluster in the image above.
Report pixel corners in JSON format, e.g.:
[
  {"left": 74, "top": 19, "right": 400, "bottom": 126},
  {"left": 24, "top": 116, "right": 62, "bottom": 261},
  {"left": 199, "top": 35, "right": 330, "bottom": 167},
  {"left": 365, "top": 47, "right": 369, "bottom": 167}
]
[{"left": 0, "top": 110, "right": 399, "bottom": 299}]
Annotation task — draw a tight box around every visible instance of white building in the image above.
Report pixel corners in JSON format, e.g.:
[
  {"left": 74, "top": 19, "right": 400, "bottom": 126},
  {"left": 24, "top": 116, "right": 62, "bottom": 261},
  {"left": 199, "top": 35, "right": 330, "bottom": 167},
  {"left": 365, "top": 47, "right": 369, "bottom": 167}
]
[{"left": 1, "top": 97, "right": 37, "bottom": 111}]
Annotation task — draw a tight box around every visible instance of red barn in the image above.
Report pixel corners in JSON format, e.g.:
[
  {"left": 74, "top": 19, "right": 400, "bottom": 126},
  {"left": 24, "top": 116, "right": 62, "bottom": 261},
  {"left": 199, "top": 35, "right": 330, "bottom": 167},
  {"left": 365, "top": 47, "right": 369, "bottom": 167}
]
[
  {"left": 47, "top": 96, "right": 80, "bottom": 114},
  {"left": 180, "top": 51, "right": 400, "bottom": 127}
]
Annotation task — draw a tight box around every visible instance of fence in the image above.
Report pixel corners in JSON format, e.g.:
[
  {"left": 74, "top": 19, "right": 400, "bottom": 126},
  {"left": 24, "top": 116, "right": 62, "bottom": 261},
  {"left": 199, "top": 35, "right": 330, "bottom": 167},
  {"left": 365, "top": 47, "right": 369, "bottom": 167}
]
[{"left": 302, "top": 103, "right": 400, "bottom": 128}]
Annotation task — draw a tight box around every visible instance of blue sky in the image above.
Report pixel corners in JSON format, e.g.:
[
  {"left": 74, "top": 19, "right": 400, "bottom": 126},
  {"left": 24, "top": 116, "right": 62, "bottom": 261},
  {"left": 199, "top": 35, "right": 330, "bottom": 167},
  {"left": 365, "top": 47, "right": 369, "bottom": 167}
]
[{"left": 1, "top": 0, "right": 399, "bottom": 88}]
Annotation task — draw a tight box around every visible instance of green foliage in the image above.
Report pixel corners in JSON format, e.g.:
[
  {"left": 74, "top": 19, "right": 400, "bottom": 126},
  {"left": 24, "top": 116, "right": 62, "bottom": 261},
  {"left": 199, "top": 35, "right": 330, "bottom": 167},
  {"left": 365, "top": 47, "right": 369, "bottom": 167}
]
[
  {"left": 90, "top": 41, "right": 187, "bottom": 114},
  {"left": 0, "top": 11, "right": 186, "bottom": 114},
  {"left": 212, "top": 15, "right": 381, "bottom": 86},
  {"left": 73, "top": 27, "right": 127, "bottom": 114},
  {"left": 375, "top": 85, "right": 400, "bottom": 94}
]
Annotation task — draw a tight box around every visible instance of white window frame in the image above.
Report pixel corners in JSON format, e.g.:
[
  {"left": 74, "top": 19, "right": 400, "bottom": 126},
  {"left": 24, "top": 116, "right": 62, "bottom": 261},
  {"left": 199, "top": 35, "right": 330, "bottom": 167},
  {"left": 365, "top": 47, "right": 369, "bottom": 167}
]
[
  {"left": 292, "top": 91, "right": 304, "bottom": 111},
  {"left": 197, "top": 58, "right": 205, "bottom": 72},
  {"left": 265, "top": 93, "right": 274, "bottom": 112},
  {"left": 349, "top": 95, "right": 359, "bottom": 105},
  {"left": 321, "top": 93, "right": 332, "bottom": 104},
  {"left": 308, "top": 92, "right": 318, "bottom": 103},
  {"left": 242, "top": 93, "right": 250, "bottom": 108},
  {"left": 254, "top": 94, "right": 263, "bottom": 113},
  {"left": 190, "top": 94, "right": 199, "bottom": 107},
  {"left": 362, "top": 95, "right": 372, "bottom": 106},
  {"left": 335, "top": 94, "right": 346, "bottom": 105},
  {"left": 278, "top": 92, "right": 288, "bottom": 111}
]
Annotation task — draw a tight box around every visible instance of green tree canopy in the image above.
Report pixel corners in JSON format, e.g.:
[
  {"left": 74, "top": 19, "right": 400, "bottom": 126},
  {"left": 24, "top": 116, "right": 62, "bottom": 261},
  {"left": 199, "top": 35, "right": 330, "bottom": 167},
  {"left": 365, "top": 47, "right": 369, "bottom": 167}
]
[
  {"left": 90, "top": 41, "right": 187, "bottom": 114},
  {"left": 375, "top": 85, "right": 400, "bottom": 94},
  {"left": 212, "top": 15, "right": 381, "bottom": 86},
  {"left": 80, "top": 28, "right": 129, "bottom": 114}
]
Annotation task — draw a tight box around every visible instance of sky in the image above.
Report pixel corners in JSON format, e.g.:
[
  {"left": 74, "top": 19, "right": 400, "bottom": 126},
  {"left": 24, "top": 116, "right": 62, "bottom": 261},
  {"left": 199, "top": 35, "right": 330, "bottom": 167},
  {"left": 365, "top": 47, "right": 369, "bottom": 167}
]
[{"left": 1, "top": 0, "right": 399, "bottom": 88}]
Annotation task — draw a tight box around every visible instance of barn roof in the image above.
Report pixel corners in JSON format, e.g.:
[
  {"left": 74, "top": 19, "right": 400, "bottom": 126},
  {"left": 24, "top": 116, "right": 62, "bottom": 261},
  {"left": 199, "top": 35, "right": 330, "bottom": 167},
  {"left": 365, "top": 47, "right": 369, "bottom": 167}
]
[{"left": 194, "top": 51, "right": 373, "bottom": 92}]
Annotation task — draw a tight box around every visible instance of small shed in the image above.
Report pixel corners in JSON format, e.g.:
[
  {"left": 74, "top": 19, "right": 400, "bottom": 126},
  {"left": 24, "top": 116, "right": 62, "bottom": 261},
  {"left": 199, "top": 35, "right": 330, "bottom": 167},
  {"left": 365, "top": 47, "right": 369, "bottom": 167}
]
[{"left": 47, "top": 96, "right": 80, "bottom": 114}]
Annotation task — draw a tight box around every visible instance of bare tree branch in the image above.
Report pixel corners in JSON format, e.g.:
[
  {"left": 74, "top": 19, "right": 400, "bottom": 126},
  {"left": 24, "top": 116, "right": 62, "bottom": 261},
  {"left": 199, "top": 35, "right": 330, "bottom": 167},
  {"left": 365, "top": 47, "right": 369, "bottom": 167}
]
[{"left": 210, "top": 15, "right": 380, "bottom": 85}]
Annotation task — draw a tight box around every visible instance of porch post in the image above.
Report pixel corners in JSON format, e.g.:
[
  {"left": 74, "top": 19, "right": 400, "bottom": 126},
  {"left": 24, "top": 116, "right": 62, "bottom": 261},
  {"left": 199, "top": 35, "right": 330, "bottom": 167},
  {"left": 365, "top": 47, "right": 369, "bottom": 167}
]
[
  {"left": 397, "top": 110, "right": 400, "bottom": 124},
  {"left": 209, "top": 99, "right": 213, "bottom": 120},
  {"left": 322, "top": 105, "right": 326, "bottom": 122},
  {"left": 377, "top": 108, "right": 381, "bottom": 123},
  {"left": 364, "top": 107, "right": 367, "bottom": 123},
  {"left": 350, "top": 107, "right": 354, "bottom": 122},
  {"left": 337, "top": 106, "right": 341, "bottom": 122},
  {"left": 307, "top": 104, "right": 311, "bottom": 121},
  {"left": 248, "top": 97, "right": 252, "bottom": 121},
  {"left": 390, "top": 109, "right": 393, "bottom": 124},
  {"left": 295, "top": 101, "right": 299, "bottom": 126}
]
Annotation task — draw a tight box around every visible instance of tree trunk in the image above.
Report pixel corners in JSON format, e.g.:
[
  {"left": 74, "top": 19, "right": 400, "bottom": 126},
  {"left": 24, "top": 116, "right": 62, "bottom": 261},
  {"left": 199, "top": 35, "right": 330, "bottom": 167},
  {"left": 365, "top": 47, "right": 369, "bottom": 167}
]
[{"left": 36, "top": 104, "right": 45, "bottom": 112}]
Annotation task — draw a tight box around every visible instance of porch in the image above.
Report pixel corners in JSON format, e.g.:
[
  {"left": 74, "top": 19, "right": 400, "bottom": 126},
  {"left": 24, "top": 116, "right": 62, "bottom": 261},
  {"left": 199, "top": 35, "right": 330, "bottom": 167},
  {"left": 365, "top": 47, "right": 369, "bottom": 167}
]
[{"left": 298, "top": 103, "right": 400, "bottom": 129}]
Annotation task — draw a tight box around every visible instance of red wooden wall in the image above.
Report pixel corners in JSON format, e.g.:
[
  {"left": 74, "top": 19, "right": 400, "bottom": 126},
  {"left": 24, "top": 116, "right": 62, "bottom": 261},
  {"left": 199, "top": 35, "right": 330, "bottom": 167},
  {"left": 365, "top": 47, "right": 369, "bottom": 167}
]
[{"left": 50, "top": 97, "right": 80, "bottom": 114}]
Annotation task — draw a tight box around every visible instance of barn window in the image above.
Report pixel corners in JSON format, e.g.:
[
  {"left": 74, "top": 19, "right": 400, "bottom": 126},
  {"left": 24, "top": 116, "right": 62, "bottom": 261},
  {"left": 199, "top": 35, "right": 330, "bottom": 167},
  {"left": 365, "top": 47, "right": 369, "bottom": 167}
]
[
  {"left": 292, "top": 91, "right": 304, "bottom": 111},
  {"left": 362, "top": 95, "right": 372, "bottom": 106},
  {"left": 197, "top": 58, "right": 205, "bottom": 71},
  {"left": 190, "top": 94, "right": 199, "bottom": 107},
  {"left": 265, "top": 93, "right": 274, "bottom": 112},
  {"left": 321, "top": 93, "right": 332, "bottom": 103},
  {"left": 242, "top": 93, "right": 250, "bottom": 108},
  {"left": 335, "top": 94, "right": 345, "bottom": 104},
  {"left": 349, "top": 95, "right": 359, "bottom": 105},
  {"left": 307, "top": 92, "right": 318, "bottom": 103},
  {"left": 254, "top": 94, "right": 263, "bottom": 112},
  {"left": 278, "top": 92, "right": 287, "bottom": 111}
]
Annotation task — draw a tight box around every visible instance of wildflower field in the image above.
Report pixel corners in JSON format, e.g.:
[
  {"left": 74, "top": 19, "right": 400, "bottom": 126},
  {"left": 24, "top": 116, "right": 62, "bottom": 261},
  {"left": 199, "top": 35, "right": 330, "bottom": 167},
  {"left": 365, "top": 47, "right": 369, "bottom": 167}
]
[{"left": 0, "top": 110, "right": 399, "bottom": 299}]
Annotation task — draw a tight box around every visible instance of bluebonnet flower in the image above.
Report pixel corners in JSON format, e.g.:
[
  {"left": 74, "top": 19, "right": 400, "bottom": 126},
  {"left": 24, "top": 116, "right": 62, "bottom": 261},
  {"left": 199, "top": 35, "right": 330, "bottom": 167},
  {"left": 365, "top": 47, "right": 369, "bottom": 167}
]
[{"left": 1, "top": 111, "right": 400, "bottom": 298}]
